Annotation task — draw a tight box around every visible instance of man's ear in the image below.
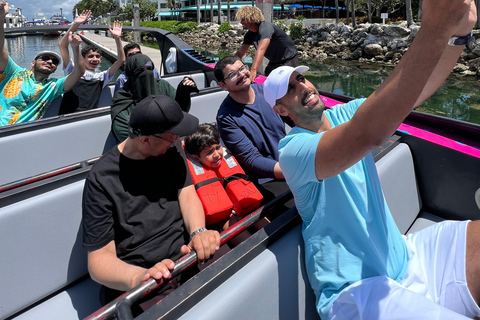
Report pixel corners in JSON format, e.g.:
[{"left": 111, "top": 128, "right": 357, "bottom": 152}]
[
  {"left": 218, "top": 81, "right": 228, "bottom": 91},
  {"left": 273, "top": 104, "right": 289, "bottom": 117},
  {"left": 191, "top": 154, "right": 201, "bottom": 162},
  {"left": 139, "top": 136, "right": 150, "bottom": 147},
  {"left": 31, "top": 60, "right": 36, "bottom": 68}
]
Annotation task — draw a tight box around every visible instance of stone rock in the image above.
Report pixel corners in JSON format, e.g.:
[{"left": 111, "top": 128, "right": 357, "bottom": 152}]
[
  {"left": 364, "top": 44, "right": 383, "bottom": 56},
  {"left": 453, "top": 63, "right": 469, "bottom": 73},
  {"left": 384, "top": 25, "right": 410, "bottom": 37}
]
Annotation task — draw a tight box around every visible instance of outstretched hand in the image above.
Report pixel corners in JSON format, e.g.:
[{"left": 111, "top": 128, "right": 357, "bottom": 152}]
[
  {"left": 74, "top": 10, "right": 91, "bottom": 25},
  {"left": 0, "top": 1, "right": 9, "bottom": 19},
  {"left": 68, "top": 31, "right": 82, "bottom": 48},
  {"left": 421, "top": 0, "right": 474, "bottom": 39},
  {"left": 453, "top": 0, "right": 477, "bottom": 37},
  {"left": 109, "top": 20, "right": 123, "bottom": 39}
]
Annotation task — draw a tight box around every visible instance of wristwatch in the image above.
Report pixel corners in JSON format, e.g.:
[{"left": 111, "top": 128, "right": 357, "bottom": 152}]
[
  {"left": 190, "top": 227, "right": 207, "bottom": 241},
  {"left": 448, "top": 32, "right": 473, "bottom": 46}
]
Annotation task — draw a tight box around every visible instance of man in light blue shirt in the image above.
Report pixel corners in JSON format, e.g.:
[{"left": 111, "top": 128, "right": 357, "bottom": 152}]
[{"left": 263, "top": 1, "right": 480, "bottom": 319}]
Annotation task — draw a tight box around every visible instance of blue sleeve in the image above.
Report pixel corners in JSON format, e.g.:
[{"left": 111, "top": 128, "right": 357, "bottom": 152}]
[
  {"left": 217, "top": 109, "right": 277, "bottom": 179},
  {"left": 114, "top": 73, "right": 126, "bottom": 94},
  {"left": 280, "top": 132, "right": 322, "bottom": 188},
  {"left": 154, "top": 67, "right": 161, "bottom": 79}
]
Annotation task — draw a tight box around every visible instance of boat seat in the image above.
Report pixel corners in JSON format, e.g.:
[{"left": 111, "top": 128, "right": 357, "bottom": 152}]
[
  {"left": 375, "top": 142, "right": 444, "bottom": 233},
  {"left": 44, "top": 84, "right": 116, "bottom": 118},
  {"left": 0, "top": 180, "right": 103, "bottom": 320},
  {"left": 163, "top": 72, "right": 207, "bottom": 90}
]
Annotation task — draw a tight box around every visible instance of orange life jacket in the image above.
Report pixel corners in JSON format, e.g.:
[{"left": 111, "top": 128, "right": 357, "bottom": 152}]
[{"left": 184, "top": 147, "right": 263, "bottom": 225}]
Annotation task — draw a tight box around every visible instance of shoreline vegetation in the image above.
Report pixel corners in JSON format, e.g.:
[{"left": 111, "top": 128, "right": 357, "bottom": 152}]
[{"left": 122, "top": 20, "right": 480, "bottom": 78}]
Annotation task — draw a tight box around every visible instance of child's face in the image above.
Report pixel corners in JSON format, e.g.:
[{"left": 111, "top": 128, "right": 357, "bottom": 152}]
[
  {"left": 194, "top": 143, "right": 224, "bottom": 169},
  {"left": 84, "top": 50, "right": 102, "bottom": 71}
]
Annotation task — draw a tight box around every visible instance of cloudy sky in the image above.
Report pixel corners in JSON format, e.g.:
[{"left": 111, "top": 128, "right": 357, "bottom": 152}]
[{"left": 9, "top": 0, "right": 78, "bottom": 22}]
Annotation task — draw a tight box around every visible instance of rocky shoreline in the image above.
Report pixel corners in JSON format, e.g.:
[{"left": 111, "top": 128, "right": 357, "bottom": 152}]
[{"left": 177, "top": 22, "right": 480, "bottom": 77}]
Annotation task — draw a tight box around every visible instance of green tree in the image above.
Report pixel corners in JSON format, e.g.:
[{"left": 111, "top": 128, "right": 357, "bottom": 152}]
[
  {"left": 73, "top": 0, "right": 119, "bottom": 19},
  {"left": 122, "top": 0, "right": 158, "bottom": 21},
  {"left": 356, "top": 0, "right": 404, "bottom": 17}
]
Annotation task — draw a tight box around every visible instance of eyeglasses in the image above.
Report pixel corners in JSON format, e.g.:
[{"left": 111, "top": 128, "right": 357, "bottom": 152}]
[
  {"left": 38, "top": 55, "right": 59, "bottom": 65},
  {"left": 224, "top": 64, "right": 249, "bottom": 82},
  {"left": 152, "top": 134, "right": 178, "bottom": 144}
]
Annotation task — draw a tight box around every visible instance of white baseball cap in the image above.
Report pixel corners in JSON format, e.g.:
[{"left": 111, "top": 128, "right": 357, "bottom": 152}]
[{"left": 263, "top": 65, "right": 309, "bottom": 108}]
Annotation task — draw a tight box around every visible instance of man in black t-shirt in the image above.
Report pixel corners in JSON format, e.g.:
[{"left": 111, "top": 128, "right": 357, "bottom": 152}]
[
  {"left": 82, "top": 95, "right": 220, "bottom": 306},
  {"left": 235, "top": 6, "right": 298, "bottom": 81}
]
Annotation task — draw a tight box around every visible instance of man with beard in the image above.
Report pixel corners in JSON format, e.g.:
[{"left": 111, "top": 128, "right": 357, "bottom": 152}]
[
  {"left": 110, "top": 53, "right": 198, "bottom": 142},
  {"left": 214, "top": 56, "right": 294, "bottom": 203},
  {"left": 0, "top": 1, "right": 84, "bottom": 126},
  {"left": 263, "top": 1, "right": 480, "bottom": 319}
]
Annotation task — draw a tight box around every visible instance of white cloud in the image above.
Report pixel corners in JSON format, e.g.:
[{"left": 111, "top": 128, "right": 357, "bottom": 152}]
[{"left": 11, "top": 0, "right": 78, "bottom": 22}]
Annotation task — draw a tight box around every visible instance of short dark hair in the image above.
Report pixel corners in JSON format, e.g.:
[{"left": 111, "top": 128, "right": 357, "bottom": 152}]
[
  {"left": 184, "top": 123, "right": 221, "bottom": 156},
  {"left": 214, "top": 56, "right": 241, "bottom": 82},
  {"left": 123, "top": 43, "right": 141, "bottom": 57},
  {"left": 81, "top": 45, "right": 101, "bottom": 58}
]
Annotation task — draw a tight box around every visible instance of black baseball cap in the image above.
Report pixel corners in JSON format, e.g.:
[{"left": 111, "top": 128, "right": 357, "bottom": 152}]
[{"left": 128, "top": 95, "right": 199, "bottom": 137}]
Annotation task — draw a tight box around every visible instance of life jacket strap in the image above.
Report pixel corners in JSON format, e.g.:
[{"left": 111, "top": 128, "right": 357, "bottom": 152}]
[{"left": 194, "top": 173, "right": 250, "bottom": 190}]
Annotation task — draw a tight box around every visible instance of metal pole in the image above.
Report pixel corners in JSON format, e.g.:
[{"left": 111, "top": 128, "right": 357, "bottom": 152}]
[{"left": 133, "top": 4, "right": 141, "bottom": 44}]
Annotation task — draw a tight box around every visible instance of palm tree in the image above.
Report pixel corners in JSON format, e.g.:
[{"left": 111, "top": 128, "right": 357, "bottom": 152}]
[
  {"left": 346, "top": 0, "right": 349, "bottom": 25},
  {"left": 335, "top": 0, "right": 339, "bottom": 23},
  {"left": 418, "top": 0, "right": 423, "bottom": 20},
  {"left": 477, "top": 0, "right": 480, "bottom": 29},
  {"left": 406, "top": 0, "right": 413, "bottom": 26},
  {"left": 367, "top": 0, "right": 371, "bottom": 23},
  {"left": 196, "top": 0, "right": 201, "bottom": 24},
  {"left": 351, "top": 0, "right": 356, "bottom": 28},
  {"left": 227, "top": 0, "right": 230, "bottom": 24},
  {"left": 209, "top": 0, "right": 214, "bottom": 23}
]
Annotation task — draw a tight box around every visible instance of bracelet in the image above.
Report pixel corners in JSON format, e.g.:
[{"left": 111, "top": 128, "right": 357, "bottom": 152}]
[{"left": 189, "top": 227, "right": 207, "bottom": 241}]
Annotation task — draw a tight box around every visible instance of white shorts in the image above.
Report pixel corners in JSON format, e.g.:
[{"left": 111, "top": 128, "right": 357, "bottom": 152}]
[{"left": 329, "top": 220, "right": 480, "bottom": 320}]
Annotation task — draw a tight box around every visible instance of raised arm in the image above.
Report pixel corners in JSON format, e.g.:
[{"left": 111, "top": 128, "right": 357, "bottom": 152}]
[
  {"left": 312, "top": 0, "right": 476, "bottom": 180},
  {"left": 107, "top": 21, "right": 125, "bottom": 78},
  {"left": 0, "top": 1, "right": 9, "bottom": 72},
  {"left": 249, "top": 38, "right": 270, "bottom": 81},
  {"left": 178, "top": 185, "right": 220, "bottom": 261},
  {"left": 63, "top": 32, "right": 85, "bottom": 91},
  {"left": 58, "top": 10, "right": 91, "bottom": 69}
]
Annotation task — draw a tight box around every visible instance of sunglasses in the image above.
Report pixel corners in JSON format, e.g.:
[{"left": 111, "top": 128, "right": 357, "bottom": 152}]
[{"left": 37, "top": 55, "right": 59, "bottom": 65}]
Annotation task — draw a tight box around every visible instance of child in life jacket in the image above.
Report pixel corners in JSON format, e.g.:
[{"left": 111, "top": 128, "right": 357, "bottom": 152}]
[{"left": 184, "top": 123, "right": 265, "bottom": 234}]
